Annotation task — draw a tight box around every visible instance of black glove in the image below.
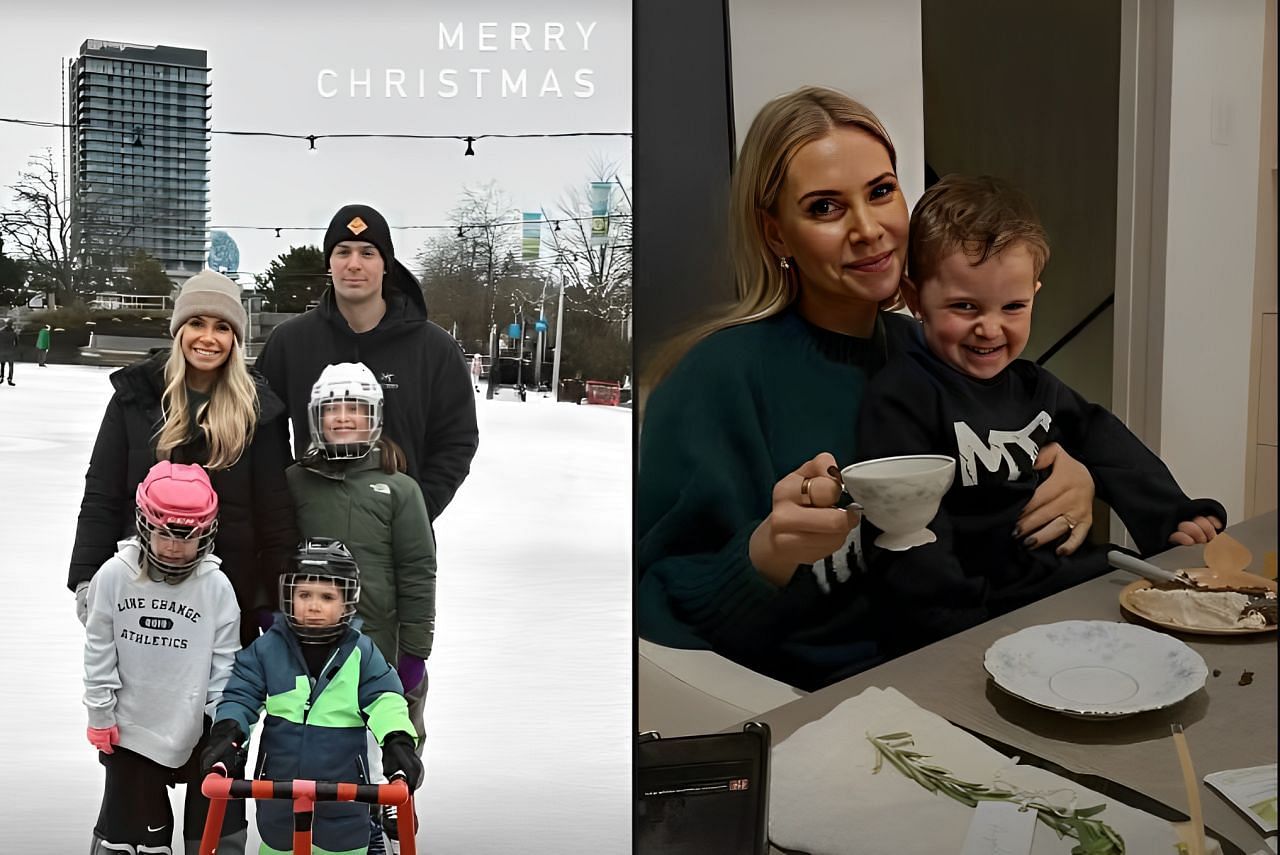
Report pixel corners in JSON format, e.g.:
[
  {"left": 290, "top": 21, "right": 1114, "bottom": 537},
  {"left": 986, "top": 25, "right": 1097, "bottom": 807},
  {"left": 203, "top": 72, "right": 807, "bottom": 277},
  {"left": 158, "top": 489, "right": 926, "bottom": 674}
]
[
  {"left": 381, "top": 731, "right": 424, "bottom": 790},
  {"left": 200, "top": 719, "right": 248, "bottom": 778}
]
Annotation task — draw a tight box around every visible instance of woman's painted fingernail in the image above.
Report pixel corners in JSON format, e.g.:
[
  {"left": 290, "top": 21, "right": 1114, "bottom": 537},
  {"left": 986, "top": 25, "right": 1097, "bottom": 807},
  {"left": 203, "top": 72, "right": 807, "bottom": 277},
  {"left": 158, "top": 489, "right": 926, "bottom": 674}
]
[
  {"left": 1011, "top": 527, "right": 1022, "bottom": 539},
  {"left": 1023, "top": 536, "right": 1037, "bottom": 548},
  {"left": 827, "top": 465, "right": 841, "bottom": 478}
]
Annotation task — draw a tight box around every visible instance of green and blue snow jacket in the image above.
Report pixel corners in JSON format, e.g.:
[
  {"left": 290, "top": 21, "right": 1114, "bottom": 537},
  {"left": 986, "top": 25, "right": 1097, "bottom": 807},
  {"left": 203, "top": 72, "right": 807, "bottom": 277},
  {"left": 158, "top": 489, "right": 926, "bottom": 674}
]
[{"left": 215, "top": 615, "right": 415, "bottom": 854}]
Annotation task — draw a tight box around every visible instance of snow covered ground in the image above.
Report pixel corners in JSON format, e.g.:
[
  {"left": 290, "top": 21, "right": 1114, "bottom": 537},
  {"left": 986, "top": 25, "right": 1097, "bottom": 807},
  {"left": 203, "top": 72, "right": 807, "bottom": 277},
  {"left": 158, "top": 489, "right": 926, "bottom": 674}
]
[{"left": 0, "top": 364, "right": 632, "bottom": 853}]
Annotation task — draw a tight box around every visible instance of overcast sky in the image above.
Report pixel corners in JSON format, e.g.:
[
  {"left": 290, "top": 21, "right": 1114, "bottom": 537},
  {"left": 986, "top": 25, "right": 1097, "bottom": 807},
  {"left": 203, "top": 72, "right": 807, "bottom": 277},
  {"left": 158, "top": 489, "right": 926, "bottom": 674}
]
[{"left": 2, "top": 0, "right": 632, "bottom": 277}]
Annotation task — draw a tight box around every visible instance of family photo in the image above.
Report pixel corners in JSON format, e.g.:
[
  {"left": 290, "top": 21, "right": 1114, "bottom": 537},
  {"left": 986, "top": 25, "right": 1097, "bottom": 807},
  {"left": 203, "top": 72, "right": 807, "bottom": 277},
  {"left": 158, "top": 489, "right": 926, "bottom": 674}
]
[
  {"left": 633, "top": 1, "right": 1276, "bottom": 854},
  {"left": 0, "top": 2, "right": 630, "bottom": 853},
  {"left": 0, "top": 0, "right": 1275, "bottom": 854}
]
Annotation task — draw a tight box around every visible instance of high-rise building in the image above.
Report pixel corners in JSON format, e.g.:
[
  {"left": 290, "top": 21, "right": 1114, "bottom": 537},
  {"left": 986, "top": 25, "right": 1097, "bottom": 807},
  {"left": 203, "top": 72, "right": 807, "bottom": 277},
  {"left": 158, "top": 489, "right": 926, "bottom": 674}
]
[{"left": 66, "top": 40, "right": 210, "bottom": 285}]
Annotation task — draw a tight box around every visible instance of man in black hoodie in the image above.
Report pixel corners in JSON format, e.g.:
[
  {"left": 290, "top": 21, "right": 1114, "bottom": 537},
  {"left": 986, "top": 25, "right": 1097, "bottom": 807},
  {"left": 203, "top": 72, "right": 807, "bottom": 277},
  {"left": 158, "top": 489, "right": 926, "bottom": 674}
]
[{"left": 255, "top": 204, "right": 479, "bottom": 521}]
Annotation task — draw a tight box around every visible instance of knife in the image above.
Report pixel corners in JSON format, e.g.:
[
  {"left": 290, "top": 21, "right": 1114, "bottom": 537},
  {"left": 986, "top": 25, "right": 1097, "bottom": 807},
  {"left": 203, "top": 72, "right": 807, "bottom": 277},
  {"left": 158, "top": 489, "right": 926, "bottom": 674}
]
[
  {"left": 962, "top": 727, "right": 1244, "bottom": 855},
  {"left": 1107, "top": 551, "right": 1196, "bottom": 587}
]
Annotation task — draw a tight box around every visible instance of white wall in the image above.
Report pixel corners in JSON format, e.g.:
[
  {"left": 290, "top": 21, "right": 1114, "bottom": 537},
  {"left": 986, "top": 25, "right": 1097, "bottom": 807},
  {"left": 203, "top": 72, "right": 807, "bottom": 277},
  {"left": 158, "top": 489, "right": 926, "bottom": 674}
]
[
  {"left": 920, "top": 0, "right": 1121, "bottom": 409},
  {"left": 1159, "top": 0, "right": 1267, "bottom": 521},
  {"left": 727, "top": 0, "right": 925, "bottom": 210}
]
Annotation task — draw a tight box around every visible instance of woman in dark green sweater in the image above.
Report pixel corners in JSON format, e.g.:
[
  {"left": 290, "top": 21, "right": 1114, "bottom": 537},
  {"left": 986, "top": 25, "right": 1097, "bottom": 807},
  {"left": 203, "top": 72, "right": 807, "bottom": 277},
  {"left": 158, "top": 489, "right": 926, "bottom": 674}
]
[{"left": 637, "top": 87, "right": 1097, "bottom": 691}]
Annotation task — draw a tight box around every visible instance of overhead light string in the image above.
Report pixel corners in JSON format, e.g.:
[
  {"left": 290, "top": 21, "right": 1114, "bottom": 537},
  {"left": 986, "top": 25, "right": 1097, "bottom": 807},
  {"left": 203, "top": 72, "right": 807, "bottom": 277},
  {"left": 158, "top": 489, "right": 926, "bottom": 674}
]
[{"left": 0, "top": 116, "right": 630, "bottom": 157}]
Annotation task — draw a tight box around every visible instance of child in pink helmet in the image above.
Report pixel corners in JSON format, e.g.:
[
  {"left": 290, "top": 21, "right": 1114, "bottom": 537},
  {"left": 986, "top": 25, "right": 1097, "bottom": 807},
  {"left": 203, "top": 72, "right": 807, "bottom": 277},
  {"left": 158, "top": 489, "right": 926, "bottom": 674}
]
[{"left": 82, "top": 460, "right": 247, "bottom": 855}]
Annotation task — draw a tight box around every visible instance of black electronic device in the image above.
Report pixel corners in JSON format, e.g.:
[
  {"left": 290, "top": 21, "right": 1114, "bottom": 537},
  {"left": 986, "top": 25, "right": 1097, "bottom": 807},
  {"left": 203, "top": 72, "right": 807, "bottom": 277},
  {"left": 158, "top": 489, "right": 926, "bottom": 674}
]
[{"left": 636, "top": 722, "right": 771, "bottom": 855}]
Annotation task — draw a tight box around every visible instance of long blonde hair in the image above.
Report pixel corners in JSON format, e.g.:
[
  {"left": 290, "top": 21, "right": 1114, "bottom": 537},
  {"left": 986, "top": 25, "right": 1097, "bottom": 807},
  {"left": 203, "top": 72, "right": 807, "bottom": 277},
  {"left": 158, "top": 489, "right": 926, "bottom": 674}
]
[
  {"left": 642, "top": 86, "right": 901, "bottom": 402},
  {"left": 154, "top": 333, "right": 259, "bottom": 470}
]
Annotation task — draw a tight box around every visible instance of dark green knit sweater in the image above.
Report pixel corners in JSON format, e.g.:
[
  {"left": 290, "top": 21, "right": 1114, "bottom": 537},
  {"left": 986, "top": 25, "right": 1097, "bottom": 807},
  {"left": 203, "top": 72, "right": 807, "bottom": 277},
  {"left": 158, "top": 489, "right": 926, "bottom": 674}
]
[{"left": 637, "top": 307, "right": 921, "bottom": 690}]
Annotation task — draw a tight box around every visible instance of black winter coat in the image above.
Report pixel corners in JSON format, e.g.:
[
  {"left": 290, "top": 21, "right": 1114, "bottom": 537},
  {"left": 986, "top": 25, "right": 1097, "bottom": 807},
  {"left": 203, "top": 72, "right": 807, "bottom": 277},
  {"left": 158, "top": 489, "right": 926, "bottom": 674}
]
[
  {"left": 255, "top": 261, "right": 478, "bottom": 520},
  {"left": 68, "top": 351, "right": 299, "bottom": 617}
]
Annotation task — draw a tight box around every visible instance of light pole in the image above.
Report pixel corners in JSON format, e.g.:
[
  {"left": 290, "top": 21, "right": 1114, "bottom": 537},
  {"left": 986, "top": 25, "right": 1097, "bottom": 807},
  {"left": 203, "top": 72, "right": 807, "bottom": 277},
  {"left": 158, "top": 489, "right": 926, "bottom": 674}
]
[
  {"left": 482, "top": 225, "right": 498, "bottom": 401},
  {"left": 550, "top": 261, "right": 567, "bottom": 397},
  {"left": 534, "top": 287, "right": 547, "bottom": 391},
  {"left": 514, "top": 302, "right": 526, "bottom": 401}
]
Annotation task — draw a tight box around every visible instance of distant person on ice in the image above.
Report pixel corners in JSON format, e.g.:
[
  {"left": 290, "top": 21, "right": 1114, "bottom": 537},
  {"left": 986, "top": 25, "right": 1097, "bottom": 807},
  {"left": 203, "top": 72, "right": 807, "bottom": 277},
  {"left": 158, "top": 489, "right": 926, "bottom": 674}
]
[
  {"left": 255, "top": 204, "right": 479, "bottom": 523},
  {"left": 36, "top": 323, "right": 51, "bottom": 366},
  {"left": 82, "top": 461, "right": 247, "bottom": 855},
  {"left": 0, "top": 318, "right": 17, "bottom": 385}
]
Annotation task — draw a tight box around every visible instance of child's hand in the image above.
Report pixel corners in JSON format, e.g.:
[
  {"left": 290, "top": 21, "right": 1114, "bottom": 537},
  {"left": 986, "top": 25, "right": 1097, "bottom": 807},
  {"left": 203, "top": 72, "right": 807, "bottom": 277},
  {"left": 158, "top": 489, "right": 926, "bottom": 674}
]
[
  {"left": 86, "top": 725, "right": 119, "bottom": 754},
  {"left": 396, "top": 654, "right": 426, "bottom": 693},
  {"left": 381, "top": 731, "right": 424, "bottom": 789},
  {"left": 200, "top": 720, "right": 248, "bottom": 778},
  {"left": 1168, "top": 515, "right": 1223, "bottom": 546},
  {"left": 75, "top": 582, "right": 90, "bottom": 626}
]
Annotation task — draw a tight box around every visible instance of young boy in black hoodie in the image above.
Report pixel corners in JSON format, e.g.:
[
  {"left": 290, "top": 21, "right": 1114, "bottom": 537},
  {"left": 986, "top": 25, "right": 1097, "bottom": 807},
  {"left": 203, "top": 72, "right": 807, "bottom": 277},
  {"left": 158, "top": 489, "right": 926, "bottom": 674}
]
[{"left": 856, "top": 174, "right": 1226, "bottom": 654}]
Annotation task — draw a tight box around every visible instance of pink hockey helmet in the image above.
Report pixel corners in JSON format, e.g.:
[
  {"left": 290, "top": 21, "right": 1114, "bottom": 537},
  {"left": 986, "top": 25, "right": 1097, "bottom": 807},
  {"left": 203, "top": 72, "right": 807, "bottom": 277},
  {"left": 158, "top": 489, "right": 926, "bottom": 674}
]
[{"left": 134, "top": 461, "right": 219, "bottom": 580}]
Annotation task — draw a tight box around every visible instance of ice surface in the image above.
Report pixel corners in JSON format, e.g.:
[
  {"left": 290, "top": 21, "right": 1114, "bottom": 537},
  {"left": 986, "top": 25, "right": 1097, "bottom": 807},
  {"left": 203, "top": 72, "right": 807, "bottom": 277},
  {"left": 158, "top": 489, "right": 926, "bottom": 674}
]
[{"left": 0, "top": 365, "right": 632, "bottom": 852}]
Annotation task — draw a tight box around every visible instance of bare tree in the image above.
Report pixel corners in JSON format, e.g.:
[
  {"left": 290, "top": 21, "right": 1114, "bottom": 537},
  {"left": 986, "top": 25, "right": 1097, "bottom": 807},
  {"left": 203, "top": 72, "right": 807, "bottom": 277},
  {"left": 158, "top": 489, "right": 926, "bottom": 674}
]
[
  {"left": 0, "top": 149, "right": 139, "bottom": 304},
  {"left": 0, "top": 149, "right": 80, "bottom": 304},
  {"left": 415, "top": 182, "right": 538, "bottom": 348},
  {"left": 543, "top": 155, "right": 632, "bottom": 325}
]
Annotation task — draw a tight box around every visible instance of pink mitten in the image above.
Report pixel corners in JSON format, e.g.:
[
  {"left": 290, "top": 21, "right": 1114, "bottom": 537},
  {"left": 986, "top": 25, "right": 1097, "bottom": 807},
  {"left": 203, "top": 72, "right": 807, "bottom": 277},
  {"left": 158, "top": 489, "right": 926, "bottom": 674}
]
[{"left": 87, "top": 725, "right": 120, "bottom": 754}]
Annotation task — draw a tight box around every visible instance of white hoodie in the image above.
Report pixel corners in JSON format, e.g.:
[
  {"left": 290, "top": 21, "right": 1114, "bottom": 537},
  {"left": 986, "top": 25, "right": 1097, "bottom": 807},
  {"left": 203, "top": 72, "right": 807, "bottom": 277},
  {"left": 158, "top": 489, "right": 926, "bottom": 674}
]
[{"left": 83, "top": 539, "right": 241, "bottom": 768}]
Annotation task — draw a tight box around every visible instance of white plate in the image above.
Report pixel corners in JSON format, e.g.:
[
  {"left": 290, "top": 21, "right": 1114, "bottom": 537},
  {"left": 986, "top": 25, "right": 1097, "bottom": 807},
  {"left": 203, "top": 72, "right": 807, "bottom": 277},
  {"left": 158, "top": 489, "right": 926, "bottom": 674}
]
[{"left": 984, "top": 620, "right": 1208, "bottom": 719}]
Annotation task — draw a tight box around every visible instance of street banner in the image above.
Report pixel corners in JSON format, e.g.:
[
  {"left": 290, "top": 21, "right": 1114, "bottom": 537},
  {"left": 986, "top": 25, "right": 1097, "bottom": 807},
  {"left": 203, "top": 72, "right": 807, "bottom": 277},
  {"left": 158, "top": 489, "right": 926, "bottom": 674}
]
[
  {"left": 589, "top": 181, "right": 612, "bottom": 247},
  {"left": 522, "top": 211, "right": 541, "bottom": 259}
]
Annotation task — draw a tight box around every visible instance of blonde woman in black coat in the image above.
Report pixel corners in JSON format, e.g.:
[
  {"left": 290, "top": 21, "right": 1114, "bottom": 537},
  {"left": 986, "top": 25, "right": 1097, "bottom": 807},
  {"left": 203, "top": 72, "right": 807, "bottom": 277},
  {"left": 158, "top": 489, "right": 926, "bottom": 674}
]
[{"left": 69, "top": 270, "right": 298, "bottom": 646}]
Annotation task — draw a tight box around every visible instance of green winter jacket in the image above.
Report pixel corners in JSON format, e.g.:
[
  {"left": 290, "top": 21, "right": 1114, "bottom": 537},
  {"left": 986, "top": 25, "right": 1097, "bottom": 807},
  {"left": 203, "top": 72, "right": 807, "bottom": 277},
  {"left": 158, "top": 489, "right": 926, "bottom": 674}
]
[
  {"left": 286, "top": 448, "right": 437, "bottom": 662},
  {"left": 36, "top": 327, "right": 50, "bottom": 350}
]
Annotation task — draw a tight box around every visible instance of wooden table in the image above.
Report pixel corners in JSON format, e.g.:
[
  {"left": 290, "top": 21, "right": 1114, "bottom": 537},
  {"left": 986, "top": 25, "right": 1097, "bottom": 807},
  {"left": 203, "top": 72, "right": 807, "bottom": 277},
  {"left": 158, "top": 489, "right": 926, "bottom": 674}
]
[{"left": 754, "top": 511, "right": 1277, "bottom": 854}]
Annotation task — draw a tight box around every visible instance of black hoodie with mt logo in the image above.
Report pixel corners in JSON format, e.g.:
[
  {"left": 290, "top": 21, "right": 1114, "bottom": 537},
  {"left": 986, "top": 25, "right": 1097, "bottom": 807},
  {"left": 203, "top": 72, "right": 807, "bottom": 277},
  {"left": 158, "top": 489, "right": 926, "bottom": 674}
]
[{"left": 255, "top": 262, "right": 478, "bottom": 521}]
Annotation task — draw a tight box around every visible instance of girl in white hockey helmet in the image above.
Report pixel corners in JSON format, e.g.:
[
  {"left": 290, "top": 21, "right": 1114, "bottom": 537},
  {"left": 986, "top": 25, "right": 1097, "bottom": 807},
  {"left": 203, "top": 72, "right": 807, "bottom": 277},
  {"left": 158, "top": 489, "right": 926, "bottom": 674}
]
[
  {"left": 82, "top": 460, "right": 247, "bottom": 855},
  {"left": 287, "top": 362, "right": 435, "bottom": 852}
]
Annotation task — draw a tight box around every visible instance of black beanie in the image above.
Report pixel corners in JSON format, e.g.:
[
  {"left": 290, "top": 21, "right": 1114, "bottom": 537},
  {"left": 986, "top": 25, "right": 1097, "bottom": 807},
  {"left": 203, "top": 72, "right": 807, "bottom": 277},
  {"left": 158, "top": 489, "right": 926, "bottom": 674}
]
[{"left": 324, "top": 204, "right": 394, "bottom": 267}]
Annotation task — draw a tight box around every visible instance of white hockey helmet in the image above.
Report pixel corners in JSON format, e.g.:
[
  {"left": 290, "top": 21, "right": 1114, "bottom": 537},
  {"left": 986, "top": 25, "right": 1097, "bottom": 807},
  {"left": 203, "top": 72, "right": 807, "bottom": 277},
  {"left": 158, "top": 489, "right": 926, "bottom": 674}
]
[{"left": 307, "top": 362, "right": 384, "bottom": 460}]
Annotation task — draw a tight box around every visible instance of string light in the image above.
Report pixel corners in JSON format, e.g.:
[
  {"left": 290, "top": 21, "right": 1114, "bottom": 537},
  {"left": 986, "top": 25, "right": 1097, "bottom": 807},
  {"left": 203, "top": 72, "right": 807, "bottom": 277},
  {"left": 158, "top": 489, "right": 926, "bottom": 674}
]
[
  {"left": 0, "top": 116, "right": 630, "bottom": 157},
  {"left": 209, "top": 213, "right": 630, "bottom": 234}
]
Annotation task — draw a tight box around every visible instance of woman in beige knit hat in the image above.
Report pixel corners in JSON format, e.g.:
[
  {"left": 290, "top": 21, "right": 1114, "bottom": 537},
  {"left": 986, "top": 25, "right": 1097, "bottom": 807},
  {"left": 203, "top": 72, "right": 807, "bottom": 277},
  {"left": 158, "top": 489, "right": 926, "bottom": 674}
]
[{"left": 69, "top": 269, "right": 298, "bottom": 650}]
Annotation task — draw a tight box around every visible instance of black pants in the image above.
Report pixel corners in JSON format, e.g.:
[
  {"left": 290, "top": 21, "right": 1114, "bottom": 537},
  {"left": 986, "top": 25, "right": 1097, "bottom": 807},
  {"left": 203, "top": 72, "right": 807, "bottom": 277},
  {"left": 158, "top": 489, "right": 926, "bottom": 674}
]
[
  {"left": 2, "top": 358, "right": 12, "bottom": 381},
  {"left": 94, "top": 742, "right": 247, "bottom": 850}
]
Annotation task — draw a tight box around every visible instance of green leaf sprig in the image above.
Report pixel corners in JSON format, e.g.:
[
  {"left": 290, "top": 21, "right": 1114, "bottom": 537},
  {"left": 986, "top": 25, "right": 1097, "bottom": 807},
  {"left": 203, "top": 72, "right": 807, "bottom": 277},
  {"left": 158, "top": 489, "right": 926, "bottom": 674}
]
[{"left": 868, "top": 732, "right": 1126, "bottom": 855}]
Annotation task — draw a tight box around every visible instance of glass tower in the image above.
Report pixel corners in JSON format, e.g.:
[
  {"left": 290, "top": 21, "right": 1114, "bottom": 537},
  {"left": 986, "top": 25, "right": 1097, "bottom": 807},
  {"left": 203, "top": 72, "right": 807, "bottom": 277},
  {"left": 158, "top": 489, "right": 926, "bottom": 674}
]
[{"left": 67, "top": 40, "right": 210, "bottom": 283}]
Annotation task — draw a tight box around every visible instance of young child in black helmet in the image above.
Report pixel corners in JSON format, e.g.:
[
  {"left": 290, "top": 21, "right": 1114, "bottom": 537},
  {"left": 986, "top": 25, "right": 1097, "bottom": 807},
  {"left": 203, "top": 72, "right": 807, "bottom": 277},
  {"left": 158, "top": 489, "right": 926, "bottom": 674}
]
[
  {"left": 201, "top": 537, "right": 422, "bottom": 855},
  {"left": 82, "top": 460, "right": 246, "bottom": 855}
]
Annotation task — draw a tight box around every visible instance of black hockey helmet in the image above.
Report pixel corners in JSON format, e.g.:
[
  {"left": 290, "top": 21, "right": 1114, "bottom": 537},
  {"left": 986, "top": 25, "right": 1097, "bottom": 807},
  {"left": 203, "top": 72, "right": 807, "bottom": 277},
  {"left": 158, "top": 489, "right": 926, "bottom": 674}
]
[{"left": 279, "top": 537, "right": 361, "bottom": 644}]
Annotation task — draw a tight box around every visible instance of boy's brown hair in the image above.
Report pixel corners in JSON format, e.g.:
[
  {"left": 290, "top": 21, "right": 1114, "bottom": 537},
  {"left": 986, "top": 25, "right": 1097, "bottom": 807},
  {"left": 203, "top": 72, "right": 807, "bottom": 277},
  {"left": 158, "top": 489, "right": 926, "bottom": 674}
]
[{"left": 907, "top": 174, "right": 1050, "bottom": 285}]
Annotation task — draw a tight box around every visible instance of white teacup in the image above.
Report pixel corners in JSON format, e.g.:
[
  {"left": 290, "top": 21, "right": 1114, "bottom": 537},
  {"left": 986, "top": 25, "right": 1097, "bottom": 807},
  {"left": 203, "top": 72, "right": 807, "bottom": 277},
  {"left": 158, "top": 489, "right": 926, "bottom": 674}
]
[{"left": 840, "top": 455, "right": 956, "bottom": 551}]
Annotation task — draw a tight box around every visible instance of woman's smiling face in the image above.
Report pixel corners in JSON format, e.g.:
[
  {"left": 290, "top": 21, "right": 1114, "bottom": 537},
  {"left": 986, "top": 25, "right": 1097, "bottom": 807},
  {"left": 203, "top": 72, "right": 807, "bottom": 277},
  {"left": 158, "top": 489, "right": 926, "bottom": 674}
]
[
  {"left": 763, "top": 125, "right": 909, "bottom": 333},
  {"left": 180, "top": 315, "right": 235, "bottom": 376}
]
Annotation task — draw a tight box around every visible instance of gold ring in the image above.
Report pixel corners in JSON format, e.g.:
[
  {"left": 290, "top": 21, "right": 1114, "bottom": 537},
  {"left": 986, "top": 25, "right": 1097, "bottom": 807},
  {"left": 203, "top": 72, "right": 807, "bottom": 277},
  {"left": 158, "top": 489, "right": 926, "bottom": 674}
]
[
  {"left": 800, "top": 477, "right": 813, "bottom": 507},
  {"left": 1061, "top": 514, "right": 1077, "bottom": 531}
]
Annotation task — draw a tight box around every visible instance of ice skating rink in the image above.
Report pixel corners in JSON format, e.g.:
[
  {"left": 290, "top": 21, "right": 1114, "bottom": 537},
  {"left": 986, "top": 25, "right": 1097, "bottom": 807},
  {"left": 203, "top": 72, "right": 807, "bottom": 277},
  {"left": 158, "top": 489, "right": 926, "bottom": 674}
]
[{"left": 0, "top": 364, "right": 632, "bottom": 853}]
